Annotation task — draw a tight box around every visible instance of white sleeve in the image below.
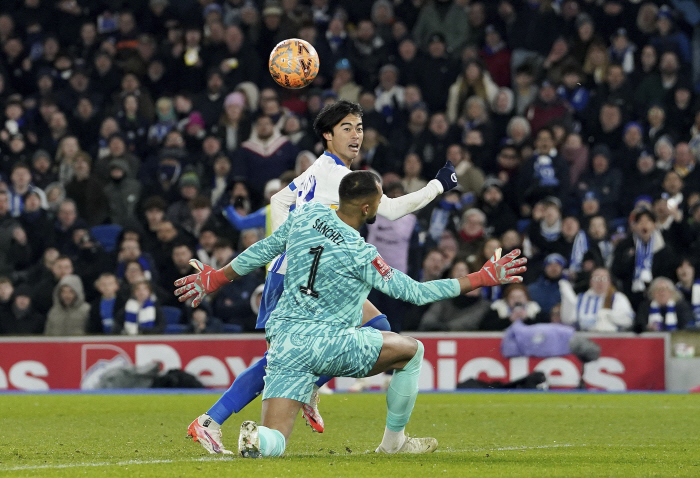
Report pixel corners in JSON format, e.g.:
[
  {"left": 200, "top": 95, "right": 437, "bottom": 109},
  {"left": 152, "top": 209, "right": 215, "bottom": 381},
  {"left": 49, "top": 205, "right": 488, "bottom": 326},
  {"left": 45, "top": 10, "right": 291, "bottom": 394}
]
[
  {"left": 609, "top": 292, "right": 635, "bottom": 330},
  {"left": 377, "top": 179, "right": 444, "bottom": 221},
  {"left": 558, "top": 279, "right": 578, "bottom": 326}
]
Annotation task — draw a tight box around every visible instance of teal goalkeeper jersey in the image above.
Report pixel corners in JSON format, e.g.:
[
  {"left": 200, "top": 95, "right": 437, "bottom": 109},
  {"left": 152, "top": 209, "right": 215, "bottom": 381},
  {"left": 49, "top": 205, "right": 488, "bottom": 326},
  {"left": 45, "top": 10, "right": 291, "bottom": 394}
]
[{"left": 230, "top": 202, "right": 461, "bottom": 335}]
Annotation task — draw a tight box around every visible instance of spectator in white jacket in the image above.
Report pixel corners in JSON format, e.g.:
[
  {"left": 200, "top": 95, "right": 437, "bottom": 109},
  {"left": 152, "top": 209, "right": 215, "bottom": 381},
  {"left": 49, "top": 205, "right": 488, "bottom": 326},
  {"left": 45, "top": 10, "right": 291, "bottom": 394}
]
[{"left": 559, "top": 267, "right": 634, "bottom": 331}]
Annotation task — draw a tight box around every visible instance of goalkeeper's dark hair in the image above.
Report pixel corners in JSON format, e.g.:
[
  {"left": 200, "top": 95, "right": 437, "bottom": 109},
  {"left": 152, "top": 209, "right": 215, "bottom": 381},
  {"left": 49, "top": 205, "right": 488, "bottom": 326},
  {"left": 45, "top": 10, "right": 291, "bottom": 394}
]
[
  {"left": 339, "top": 170, "right": 381, "bottom": 203},
  {"left": 313, "top": 100, "right": 363, "bottom": 148}
]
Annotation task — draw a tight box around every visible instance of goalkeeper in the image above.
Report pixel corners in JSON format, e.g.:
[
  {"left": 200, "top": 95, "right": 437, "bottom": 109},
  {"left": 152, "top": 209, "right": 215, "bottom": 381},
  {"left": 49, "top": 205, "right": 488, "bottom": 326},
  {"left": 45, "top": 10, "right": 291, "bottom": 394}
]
[{"left": 175, "top": 171, "right": 526, "bottom": 457}]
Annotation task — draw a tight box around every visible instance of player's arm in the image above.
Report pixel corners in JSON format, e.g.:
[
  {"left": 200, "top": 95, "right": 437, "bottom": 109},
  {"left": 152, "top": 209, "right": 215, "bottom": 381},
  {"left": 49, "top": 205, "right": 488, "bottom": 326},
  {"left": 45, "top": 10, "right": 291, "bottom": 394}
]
[
  {"left": 174, "top": 209, "right": 296, "bottom": 306},
  {"left": 223, "top": 205, "right": 267, "bottom": 230},
  {"left": 376, "top": 161, "right": 458, "bottom": 220},
  {"left": 270, "top": 169, "right": 311, "bottom": 231},
  {"left": 356, "top": 248, "right": 526, "bottom": 306}
]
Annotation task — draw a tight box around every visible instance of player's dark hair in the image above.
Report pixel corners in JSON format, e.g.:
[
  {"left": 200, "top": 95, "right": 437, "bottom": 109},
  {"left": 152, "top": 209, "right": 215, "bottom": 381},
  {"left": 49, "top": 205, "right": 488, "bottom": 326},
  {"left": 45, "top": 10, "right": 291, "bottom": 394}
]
[
  {"left": 338, "top": 170, "right": 380, "bottom": 203},
  {"left": 313, "top": 100, "right": 363, "bottom": 148}
]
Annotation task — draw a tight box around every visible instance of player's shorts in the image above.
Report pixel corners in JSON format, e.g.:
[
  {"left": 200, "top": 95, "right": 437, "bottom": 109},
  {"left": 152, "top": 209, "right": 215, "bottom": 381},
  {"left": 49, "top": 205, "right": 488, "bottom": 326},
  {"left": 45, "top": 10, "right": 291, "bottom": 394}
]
[
  {"left": 255, "top": 270, "right": 285, "bottom": 330},
  {"left": 262, "top": 324, "right": 384, "bottom": 403}
]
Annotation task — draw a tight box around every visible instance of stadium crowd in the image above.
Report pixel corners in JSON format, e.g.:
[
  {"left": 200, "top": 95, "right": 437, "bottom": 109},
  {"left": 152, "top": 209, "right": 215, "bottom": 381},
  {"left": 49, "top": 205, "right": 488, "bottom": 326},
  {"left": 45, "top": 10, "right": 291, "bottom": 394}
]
[{"left": 1, "top": 0, "right": 700, "bottom": 336}]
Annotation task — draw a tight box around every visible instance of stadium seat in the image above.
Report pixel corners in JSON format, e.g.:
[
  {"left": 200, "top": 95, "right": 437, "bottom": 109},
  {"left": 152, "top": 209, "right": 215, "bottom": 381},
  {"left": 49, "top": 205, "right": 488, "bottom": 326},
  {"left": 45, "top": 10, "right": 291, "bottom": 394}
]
[
  {"left": 222, "top": 323, "right": 243, "bottom": 333},
  {"left": 164, "top": 324, "right": 190, "bottom": 334},
  {"left": 90, "top": 224, "right": 123, "bottom": 253},
  {"left": 162, "top": 306, "right": 183, "bottom": 326}
]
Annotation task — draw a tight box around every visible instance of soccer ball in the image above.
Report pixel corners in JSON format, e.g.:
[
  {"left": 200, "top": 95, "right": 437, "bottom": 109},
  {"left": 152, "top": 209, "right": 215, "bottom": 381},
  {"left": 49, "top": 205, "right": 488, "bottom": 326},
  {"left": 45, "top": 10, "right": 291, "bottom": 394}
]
[{"left": 269, "top": 38, "right": 320, "bottom": 89}]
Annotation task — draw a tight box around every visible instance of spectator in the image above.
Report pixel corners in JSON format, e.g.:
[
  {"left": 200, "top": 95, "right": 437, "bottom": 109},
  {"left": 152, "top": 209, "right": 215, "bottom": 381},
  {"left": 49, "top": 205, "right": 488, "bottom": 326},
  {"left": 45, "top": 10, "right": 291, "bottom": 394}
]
[
  {"left": 528, "top": 253, "right": 565, "bottom": 316},
  {"left": 457, "top": 208, "right": 486, "bottom": 264},
  {"left": 560, "top": 267, "right": 634, "bottom": 332},
  {"left": 577, "top": 145, "right": 622, "bottom": 221},
  {"left": 414, "top": 32, "right": 459, "bottom": 114},
  {"left": 419, "top": 260, "right": 490, "bottom": 331},
  {"left": 190, "top": 306, "right": 225, "bottom": 334},
  {"left": 0, "top": 189, "right": 32, "bottom": 277},
  {"left": 233, "top": 114, "right": 297, "bottom": 201},
  {"left": 449, "top": 143, "right": 484, "bottom": 197},
  {"left": 675, "top": 258, "right": 700, "bottom": 325},
  {"left": 480, "top": 25, "right": 511, "bottom": 88},
  {"left": 615, "top": 122, "right": 645, "bottom": 174},
  {"left": 622, "top": 151, "right": 664, "bottom": 215},
  {"left": 0, "top": 284, "right": 45, "bottom": 335},
  {"left": 525, "top": 81, "right": 571, "bottom": 135},
  {"left": 7, "top": 163, "right": 47, "bottom": 218},
  {"left": 116, "top": 238, "right": 156, "bottom": 282},
  {"left": 635, "top": 276, "right": 693, "bottom": 332},
  {"left": 517, "top": 128, "right": 570, "bottom": 212},
  {"left": 479, "top": 284, "right": 549, "bottom": 331},
  {"left": 114, "top": 280, "right": 165, "bottom": 335},
  {"left": 103, "top": 159, "right": 142, "bottom": 226},
  {"left": 412, "top": 0, "right": 469, "bottom": 58},
  {"left": 480, "top": 178, "right": 516, "bottom": 238},
  {"left": 570, "top": 215, "right": 614, "bottom": 273},
  {"left": 44, "top": 274, "right": 90, "bottom": 336},
  {"left": 612, "top": 208, "right": 677, "bottom": 309},
  {"left": 400, "top": 153, "right": 427, "bottom": 194},
  {"left": 64, "top": 152, "right": 108, "bottom": 226},
  {"left": 446, "top": 60, "right": 498, "bottom": 124},
  {"left": 87, "top": 273, "right": 123, "bottom": 335}
]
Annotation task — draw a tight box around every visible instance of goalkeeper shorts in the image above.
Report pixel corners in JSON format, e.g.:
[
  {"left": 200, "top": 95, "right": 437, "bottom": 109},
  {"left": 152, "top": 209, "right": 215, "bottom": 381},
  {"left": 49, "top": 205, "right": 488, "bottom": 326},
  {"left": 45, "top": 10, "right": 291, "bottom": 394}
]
[{"left": 262, "top": 323, "right": 383, "bottom": 403}]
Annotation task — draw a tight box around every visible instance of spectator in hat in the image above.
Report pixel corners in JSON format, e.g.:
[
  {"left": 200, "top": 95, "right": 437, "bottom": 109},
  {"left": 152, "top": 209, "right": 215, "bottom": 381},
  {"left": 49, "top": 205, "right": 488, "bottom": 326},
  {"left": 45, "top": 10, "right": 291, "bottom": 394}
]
[
  {"left": 560, "top": 266, "right": 634, "bottom": 331},
  {"left": 415, "top": 32, "right": 460, "bottom": 114},
  {"left": 612, "top": 208, "right": 677, "bottom": 309},
  {"left": 103, "top": 158, "right": 141, "bottom": 227},
  {"left": 0, "top": 283, "right": 45, "bottom": 335},
  {"left": 622, "top": 151, "right": 664, "bottom": 215},
  {"left": 165, "top": 171, "right": 201, "bottom": 228},
  {"left": 44, "top": 274, "right": 90, "bottom": 336},
  {"left": 635, "top": 276, "right": 693, "bottom": 332},
  {"left": 480, "top": 25, "right": 511, "bottom": 88},
  {"left": 609, "top": 28, "right": 636, "bottom": 74},
  {"left": 95, "top": 133, "right": 140, "bottom": 183},
  {"left": 577, "top": 144, "right": 622, "bottom": 221},
  {"left": 480, "top": 177, "right": 516, "bottom": 238},
  {"left": 331, "top": 58, "right": 361, "bottom": 103},
  {"left": 650, "top": 6, "right": 691, "bottom": 64},
  {"left": 528, "top": 253, "right": 565, "bottom": 316}
]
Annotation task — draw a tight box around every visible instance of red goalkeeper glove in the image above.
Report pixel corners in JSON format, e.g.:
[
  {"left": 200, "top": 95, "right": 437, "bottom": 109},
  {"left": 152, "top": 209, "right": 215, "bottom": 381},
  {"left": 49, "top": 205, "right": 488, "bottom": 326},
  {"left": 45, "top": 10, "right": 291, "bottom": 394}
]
[
  {"left": 467, "top": 248, "right": 527, "bottom": 289},
  {"left": 173, "top": 259, "right": 230, "bottom": 307}
]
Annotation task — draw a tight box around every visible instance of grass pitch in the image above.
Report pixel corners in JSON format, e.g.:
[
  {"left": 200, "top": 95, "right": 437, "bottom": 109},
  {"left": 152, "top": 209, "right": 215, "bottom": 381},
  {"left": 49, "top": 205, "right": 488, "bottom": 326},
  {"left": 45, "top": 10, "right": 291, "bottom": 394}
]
[{"left": 1, "top": 392, "right": 699, "bottom": 477}]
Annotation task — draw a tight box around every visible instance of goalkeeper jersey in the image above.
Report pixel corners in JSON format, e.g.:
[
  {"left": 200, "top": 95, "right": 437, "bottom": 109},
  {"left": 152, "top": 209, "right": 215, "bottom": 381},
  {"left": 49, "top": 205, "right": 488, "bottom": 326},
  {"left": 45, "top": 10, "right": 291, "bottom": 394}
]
[{"left": 231, "top": 201, "right": 460, "bottom": 334}]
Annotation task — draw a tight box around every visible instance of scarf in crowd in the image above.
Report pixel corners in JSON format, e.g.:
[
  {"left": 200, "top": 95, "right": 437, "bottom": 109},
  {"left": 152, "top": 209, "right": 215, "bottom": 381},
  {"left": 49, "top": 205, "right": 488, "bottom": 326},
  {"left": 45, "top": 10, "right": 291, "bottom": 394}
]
[
  {"left": 540, "top": 218, "right": 562, "bottom": 242},
  {"left": 570, "top": 232, "right": 613, "bottom": 271},
  {"left": 648, "top": 300, "right": 677, "bottom": 331},
  {"left": 99, "top": 297, "right": 116, "bottom": 334},
  {"left": 575, "top": 290, "right": 612, "bottom": 331},
  {"left": 533, "top": 155, "right": 559, "bottom": 187},
  {"left": 632, "top": 234, "right": 654, "bottom": 293},
  {"left": 123, "top": 297, "right": 156, "bottom": 335}
]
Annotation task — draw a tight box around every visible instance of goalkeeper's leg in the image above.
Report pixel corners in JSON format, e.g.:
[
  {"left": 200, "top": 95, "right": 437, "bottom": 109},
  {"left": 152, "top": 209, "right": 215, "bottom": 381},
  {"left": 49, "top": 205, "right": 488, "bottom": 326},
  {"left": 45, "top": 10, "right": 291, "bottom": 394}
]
[
  {"left": 302, "top": 301, "right": 391, "bottom": 432},
  {"left": 369, "top": 333, "right": 437, "bottom": 454}
]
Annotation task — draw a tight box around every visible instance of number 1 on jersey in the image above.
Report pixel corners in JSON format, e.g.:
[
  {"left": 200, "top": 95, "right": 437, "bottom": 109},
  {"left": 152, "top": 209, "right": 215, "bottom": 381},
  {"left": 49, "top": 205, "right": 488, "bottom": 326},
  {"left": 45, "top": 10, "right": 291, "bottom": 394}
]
[{"left": 300, "top": 246, "right": 324, "bottom": 298}]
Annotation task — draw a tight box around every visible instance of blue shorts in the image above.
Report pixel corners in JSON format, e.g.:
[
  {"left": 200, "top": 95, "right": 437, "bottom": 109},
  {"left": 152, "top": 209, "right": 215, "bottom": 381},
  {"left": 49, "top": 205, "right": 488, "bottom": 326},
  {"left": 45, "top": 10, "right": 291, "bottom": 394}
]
[
  {"left": 255, "top": 270, "right": 285, "bottom": 329},
  {"left": 263, "top": 324, "right": 384, "bottom": 403}
]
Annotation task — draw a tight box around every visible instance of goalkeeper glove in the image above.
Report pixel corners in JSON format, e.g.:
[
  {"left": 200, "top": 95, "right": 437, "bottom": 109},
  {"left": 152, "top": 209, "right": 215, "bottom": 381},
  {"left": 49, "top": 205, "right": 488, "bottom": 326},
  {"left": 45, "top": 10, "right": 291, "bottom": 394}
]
[
  {"left": 467, "top": 248, "right": 527, "bottom": 289},
  {"left": 174, "top": 259, "right": 230, "bottom": 307}
]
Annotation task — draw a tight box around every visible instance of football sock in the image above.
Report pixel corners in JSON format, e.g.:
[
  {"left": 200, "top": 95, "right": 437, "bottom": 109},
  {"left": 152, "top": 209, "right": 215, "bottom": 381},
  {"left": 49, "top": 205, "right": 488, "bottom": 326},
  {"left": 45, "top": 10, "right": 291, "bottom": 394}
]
[
  {"left": 385, "top": 340, "right": 424, "bottom": 433},
  {"left": 314, "top": 314, "right": 391, "bottom": 389},
  {"left": 379, "top": 427, "right": 406, "bottom": 453},
  {"left": 258, "top": 426, "right": 286, "bottom": 457},
  {"left": 207, "top": 353, "right": 267, "bottom": 424}
]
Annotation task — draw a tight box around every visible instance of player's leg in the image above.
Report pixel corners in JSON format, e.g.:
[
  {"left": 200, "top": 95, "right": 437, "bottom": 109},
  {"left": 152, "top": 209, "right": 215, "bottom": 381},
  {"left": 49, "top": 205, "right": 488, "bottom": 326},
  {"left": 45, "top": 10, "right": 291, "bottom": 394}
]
[
  {"left": 369, "top": 332, "right": 437, "bottom": 454},
  {"left": 188, "top": 270, "right": 285, "bottom": 453},
  {"left": 304, "top": 300, "right": 391, "bottom": 430},
  {"left": 238, "top": 398, "right": 303, "bottom": 458}
]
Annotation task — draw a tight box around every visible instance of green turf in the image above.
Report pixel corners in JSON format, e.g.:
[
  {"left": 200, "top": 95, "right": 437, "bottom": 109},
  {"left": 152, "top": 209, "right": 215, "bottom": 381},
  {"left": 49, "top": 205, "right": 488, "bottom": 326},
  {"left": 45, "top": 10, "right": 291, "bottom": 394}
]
[{"left": 1, "top": 392, "right": 699, "bottom": 477}]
